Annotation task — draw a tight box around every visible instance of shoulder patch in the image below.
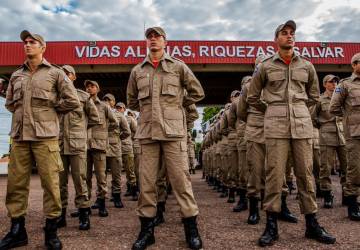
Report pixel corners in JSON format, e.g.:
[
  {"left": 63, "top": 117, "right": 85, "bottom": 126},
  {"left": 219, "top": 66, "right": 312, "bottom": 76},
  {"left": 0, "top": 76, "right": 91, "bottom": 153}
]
[{"left": 335, "top": 86, "right": 343, "bottom": 93}]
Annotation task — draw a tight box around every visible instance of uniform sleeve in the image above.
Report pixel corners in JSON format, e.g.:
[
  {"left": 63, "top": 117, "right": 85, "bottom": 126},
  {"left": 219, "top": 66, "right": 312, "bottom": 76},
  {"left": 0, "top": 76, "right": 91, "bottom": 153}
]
[
  {"left": 85, "top": 97, "right": 101, "bottom": 128},
  {"left": 247, "top": 64, "right": 267, "bottom": 112},
  {"left": 106, "top": 105, "right": 119, "bottom": 126},
  {"left": 127, "top": 69, "right": 139, "bottom": 111},
  {"left": 228, "top": 102, "right": 237, "bottom": 129},
  {"left": 329, "top": 81, "right": 346, "bottom": 117},
  {"left": 55, "top": 70, "right": 81, "bottom": 113},
  {"left": 220, "top": 114, "right": 228, "bottom": 136},
  {"left": 237, "top": 85, "right": 249, "bottom": 121},
  {"left": 5, "top": 76, "right": 15, "bottom": 113},
  {"left": 129, "top": 117, "right": 137, "bottom": 138},
  {"left": 182, "top": 64, "right": 205, "bottom": 106},
  {"left": 185, "top": 104, "right": 199, "bottom": 131},
  {"left": 119, "top": 115, "right": 131, "bottom": 140},
  {"left": 306, "top": 63, "right": 320, "bottom": 114}
]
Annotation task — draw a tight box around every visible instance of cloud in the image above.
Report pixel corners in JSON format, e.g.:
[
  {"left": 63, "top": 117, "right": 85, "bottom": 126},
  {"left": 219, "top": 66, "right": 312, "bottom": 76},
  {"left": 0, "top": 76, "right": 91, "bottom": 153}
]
[{"left": 0, "top": 0, "right": 358, "bottom": 42}]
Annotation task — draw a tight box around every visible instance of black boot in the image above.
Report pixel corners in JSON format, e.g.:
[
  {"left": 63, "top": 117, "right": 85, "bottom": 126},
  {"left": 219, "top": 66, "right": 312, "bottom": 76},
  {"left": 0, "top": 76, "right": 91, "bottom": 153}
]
[
  {"left": 213, "top": 179, "right": 219, "bottom": 191},
  {"left": 342, "top": 191, "right": 348, "bottom": 206},
  {"left": 347, "top": 195, "right": 360, "bottom": 221},
  {"left": 219, "top": 186, "right": 228, "bottom": 198},
  {"left": 57, "top": 208, "right": 67, "bottom": 228},
  {"left": 132, "top": 217, "right": 155, "bottom": 250},
  {"left": 227, "top": 188, "right": 236, "bottom": 203},
  {"left": 113, "top": 193, "right": 124, "bottom": 208},
  {"left": 305, "top": 214, "right": 336, "bottom": 244},
  {"left": 233, "top": 189, "right": 248, "bottom": 212},
  {"left": 258, "top": 212, "right": 278, "bottom": 247},
  {"left": 279, "top": 195, "right": 298, "bottom": 223},
  {"left": 0, "top": 217, "right": 28, "bottom": 249},
  {"left": 248, "top": 197, "right": 260, "bottom": 225},
  {"left": 44, "top": 218, "right": 62, "bottom": 250},
  {"left": 208, "top": 176, "right": 214, "bottom": 186},
  {"left": 316, "top": 183, "right": 323, "bottom": 198},
  {"left": 182, "top": 216, "right": 202, "bottom": 250},
  {"left": 91, "top": 198, "right": 100, "bottom": 209},
  {"left": 98, "top": 198, "right": 108, "bottom": 217},
  {"left": 70, "top": 209, "right": 80, "bottom": 218},
  {"left": 286, "top": 181, "right": 296, "bottom": 195},
  {"left": 153, "top": 202, "right": 165, "bottom": 226},
  {"left": 79, "top": 208, "right": 90, "bottom": 230},
  {"left": 323, "top": 191, "right": 334, "bottom": 209},
  {"left": 217, "top": 182, "right": 223, "bottom": 193},
  {"left": 166, "top": 184, "right": 172, "bottom": 195},
  {"left": 131, "top": 185, "right": 139, "bottom": 201},
  {"left": 124, "top": 183, "right": 132, "bottom": 197}
]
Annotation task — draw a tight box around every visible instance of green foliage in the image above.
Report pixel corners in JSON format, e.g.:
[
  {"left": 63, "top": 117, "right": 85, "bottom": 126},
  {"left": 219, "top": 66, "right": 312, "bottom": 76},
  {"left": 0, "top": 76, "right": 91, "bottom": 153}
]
[{"left": 202, "top": 106, "right": 222, "bottom": 124}]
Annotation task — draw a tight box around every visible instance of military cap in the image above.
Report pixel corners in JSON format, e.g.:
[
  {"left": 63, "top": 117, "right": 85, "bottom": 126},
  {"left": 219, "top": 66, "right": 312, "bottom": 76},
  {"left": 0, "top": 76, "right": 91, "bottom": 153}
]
[
  {"left": 116, "top": 102, "right": 126, "bottom": 108},
  {"left": 274, "top": 20, "right": 296, "bottom": 38},
  {"left": 145, "top": 27, "right": 166, "bottom": 39},
  {"left": 103, "top": 93, "right": 115, "bottom": 102},
  {"left": 84, "top": 80, "right": 100, "bottom": 90},
  {"left": 351, "top": 52, "right": 360, "bottom": 64},
  {"left": 62, "top": 65, "right": 76, "bottom": 76},
  {"left": 20, "top": 30, "right": 46, "bottom": 46},
  {"left": 322, "top": 74, "right": 340, "bottom": 85}
]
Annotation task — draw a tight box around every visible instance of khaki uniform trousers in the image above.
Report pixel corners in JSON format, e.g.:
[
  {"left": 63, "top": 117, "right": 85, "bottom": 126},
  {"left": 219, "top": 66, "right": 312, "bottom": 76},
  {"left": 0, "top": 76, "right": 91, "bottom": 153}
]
[
  {"left": 237, "top": 138, "right": 248, "bottom": 189},
  {"left": 6, "top": 140, "right": 63, "bottom": 219},
  {"left": 264, "top": 138, "right": 317, "bottom": 214},
  {"left": 246, "top": 141, "right": 265, "bottom": 198},
  {"left": 320, "top": 145, "right": 347, "bottom": 191},
  {"left": 106, "top": 157, "right": 123, "bottom": 194},
  {"left": 86, "top": 149, "right": 107, "bottom": 199},
  {"left": 156, "top": 157, "right": 167, "bottom": 203},
  {"left": 344, "top": 139, "right": 360, "bottom": 196},
  {"left": 60, "top": 154, "right": 90, "bottom": 208},
  {"left": 122, "top": 153, "right": 137, "bottom": 186},
  {"left": 226, "top": 149, "right": 239, "bottom": 188},
  {"left": 137, "top": 140, "right": 199, "bottom": 218},
  {"left": 313, "top": 147, "right": 321, "bottom": 186}
]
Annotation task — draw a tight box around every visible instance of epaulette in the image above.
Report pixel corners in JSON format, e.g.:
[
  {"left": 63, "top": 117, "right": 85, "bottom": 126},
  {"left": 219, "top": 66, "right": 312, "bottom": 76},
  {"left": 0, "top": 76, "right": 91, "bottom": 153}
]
[
  {"left": 172, "top": 56, "right": 185, "bottom": 63},
  {"left": 76, "top": 89, "right": 90, "bottom": 98},
  {"left": 261, "top": 54, "right": 274, "bottom": 63},
  {"left": 51, "top": 63, "right": 62, "bottom": 69},
  {"left": 339, "top": 77, "right": 350, "bottom": 84}
]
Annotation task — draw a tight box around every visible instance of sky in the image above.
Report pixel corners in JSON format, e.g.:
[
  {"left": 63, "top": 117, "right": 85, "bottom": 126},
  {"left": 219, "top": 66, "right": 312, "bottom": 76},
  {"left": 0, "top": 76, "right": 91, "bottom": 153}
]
[{"left": 0, "top": 0, "right": 359, "bottom": 42}]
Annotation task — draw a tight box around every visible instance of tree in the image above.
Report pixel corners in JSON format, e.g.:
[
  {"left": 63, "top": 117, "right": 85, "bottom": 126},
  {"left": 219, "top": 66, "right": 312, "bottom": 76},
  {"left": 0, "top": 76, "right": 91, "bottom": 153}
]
[{"left": 202, "top": 106, "right": 222, "bottom": 125}]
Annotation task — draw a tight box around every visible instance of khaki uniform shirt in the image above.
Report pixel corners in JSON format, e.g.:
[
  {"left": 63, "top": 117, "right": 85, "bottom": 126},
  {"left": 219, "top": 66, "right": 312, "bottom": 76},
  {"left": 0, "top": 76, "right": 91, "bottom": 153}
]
[
  {"left": 60, "top": 89, "right": 100, "bottom": 155},
  {"left": 329, "top": 73, "right": 360, "bottom": 140},
  {"left": 121, "top": 115, "right": 136, "bottom": 154},
  {"left": 107, "top": 110, "right": 131, "bottom": 157},
  {"left": 247, "top": 52, "right": 320, "bottom": 139},
  {"left": 237, "top": 81, "right": 265, "bottom": 144},
  {"left": 316, "top": 91, "right": 345, "bottom": 146},
  {"left": 87, "top": 97, "right": 118, "bottom": 151},
  {"left": 127, "top": 53, "right": 204, "bottom": 143},
  {"left": 6, "top": 59, "right": 80, "bottom": 141}
]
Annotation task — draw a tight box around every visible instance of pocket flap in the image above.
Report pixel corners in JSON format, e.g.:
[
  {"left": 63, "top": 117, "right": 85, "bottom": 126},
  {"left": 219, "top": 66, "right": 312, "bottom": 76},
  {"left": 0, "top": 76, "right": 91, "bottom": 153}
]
[
  {"left": 292, "top": 70, "right": 308, "bottom": 82},
  {"left": 268, "top": 71, "right": 285, "bottom": 81},
  {"left": 266, "top": 105, "right": 287, "bottom": 117},
  {"left": 293, "top": 105, "right": 310, "bottom": 118}
]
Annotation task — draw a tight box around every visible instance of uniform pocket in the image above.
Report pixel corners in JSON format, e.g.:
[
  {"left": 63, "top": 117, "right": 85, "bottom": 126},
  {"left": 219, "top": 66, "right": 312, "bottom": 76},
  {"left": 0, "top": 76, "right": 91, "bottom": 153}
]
[
  {"left": 137, "top": 74, "right": 150, "bottom": 100},
  {"left": 69, "top": 131, "right": 86, "bottom": 152},
  {"left": 162, "top": 73, "right": 180, "bottom": 96},
  {"left": 293, "top": 105, "right": 310, "bottom": 118},
  {"left": 348, "top": 112, "right": 360, "bottom": 137},
  {"left": 163, "top": 107, "right": 185, "bottom": 138},
  {"left": 32, "top": 87, "right": 55, "bottom": 107}
]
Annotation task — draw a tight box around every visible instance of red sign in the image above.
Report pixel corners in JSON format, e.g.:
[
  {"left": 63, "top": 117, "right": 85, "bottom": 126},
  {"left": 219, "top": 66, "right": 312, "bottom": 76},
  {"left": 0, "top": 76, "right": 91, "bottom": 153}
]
[{"left": 0, "top": 41, "right": 359, "bottom": 66}]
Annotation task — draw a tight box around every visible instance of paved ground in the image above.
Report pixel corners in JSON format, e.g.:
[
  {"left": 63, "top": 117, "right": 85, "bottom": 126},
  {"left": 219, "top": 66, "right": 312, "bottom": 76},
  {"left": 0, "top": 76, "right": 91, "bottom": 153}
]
[{"left": 0, "top": 172, "right": 359, "bottom": 250}]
